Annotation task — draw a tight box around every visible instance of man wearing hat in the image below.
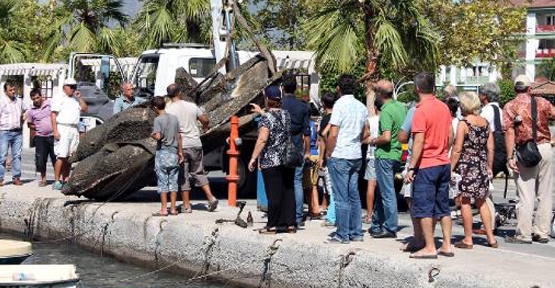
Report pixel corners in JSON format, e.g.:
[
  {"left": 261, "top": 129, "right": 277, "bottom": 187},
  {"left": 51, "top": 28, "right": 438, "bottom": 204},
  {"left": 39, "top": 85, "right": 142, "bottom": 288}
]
[
  {"left": 51, "top": 78, "right": 88, "bottom": 190},
  {"left": 0, "top": 80, "right": 28, "bottom": 186},
  {"left": 503, "top": 75, "right": 555, "bottom": 244},
  {"left": 368, "top": 80, "right": 406, "bottom": 239},
  {"left": 165, "top": 83, "right": 218, "bottom": 213},
  {"left": 113, "top": 82, "right": 146, "bottom": 114}
]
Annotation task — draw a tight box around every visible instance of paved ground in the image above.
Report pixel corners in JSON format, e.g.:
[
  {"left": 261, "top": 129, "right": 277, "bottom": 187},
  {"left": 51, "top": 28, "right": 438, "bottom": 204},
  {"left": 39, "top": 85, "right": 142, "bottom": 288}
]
[{"left": 9, "top": 148, "right": 555, "bottom": 257}]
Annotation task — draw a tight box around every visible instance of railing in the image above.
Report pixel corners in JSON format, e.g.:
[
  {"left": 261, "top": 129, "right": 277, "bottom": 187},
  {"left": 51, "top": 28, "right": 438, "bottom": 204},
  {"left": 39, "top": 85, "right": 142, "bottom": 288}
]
[
  {"left": 536, "top": 49, "right": 555, "bottom": 58},
  {"left": 464, "top": 76, "right": 490, "bottom": 85},
  {"left": 537, "top": 25, "right": 555, "bottom": 33}
]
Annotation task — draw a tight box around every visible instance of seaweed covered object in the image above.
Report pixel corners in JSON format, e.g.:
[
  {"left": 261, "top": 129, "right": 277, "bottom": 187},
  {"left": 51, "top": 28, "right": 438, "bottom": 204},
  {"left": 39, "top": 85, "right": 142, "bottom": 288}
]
[{"left": 62, "top": 54, "right": 281, "bottom": 200}]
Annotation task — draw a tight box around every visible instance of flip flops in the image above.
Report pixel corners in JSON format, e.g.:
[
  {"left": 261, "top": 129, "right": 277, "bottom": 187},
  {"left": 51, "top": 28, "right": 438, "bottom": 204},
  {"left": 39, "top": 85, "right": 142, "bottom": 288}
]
[
  {"left": 409, "top": 253, "right": 438, "bottom": 259},
  {"left": 151, "top": 211, "right": 168, "bottom": 217},
  {"left": 437, "top": 250, "right": 455, "bottom": 257},
  {"left": 454, "top": 241, "right": 473, "bottom": 249}
]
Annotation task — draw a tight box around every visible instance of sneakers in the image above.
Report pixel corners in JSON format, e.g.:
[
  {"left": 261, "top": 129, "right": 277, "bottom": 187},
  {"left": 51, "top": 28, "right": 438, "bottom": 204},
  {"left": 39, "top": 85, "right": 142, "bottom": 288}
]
[
  {"left": 52, "top": 181, "right": 63, "bottom": 190},
  {"left": 325, "top": 236, "right": 350, "bottom": 244},
  {"left": 179, "top": 205, "right": 192, "bottom": 214},
  {"left": 505, "top": 236, "right": 532, "bottom": 244},
  {"left": 532, "top": 235, "right": 550, "bottom": 244},
  {"left": 350, "top": 236, "right": 364, "bottom": 242},
  {"left": 207, "top": 198, "right": 219, "bottom": 212}
]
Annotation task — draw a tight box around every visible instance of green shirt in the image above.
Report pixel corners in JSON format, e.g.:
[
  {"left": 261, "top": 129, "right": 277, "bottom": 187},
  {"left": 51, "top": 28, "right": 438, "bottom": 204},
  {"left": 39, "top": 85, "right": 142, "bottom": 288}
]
[{"left": 375, "top": 100, "right": 406, "bottom": 160}]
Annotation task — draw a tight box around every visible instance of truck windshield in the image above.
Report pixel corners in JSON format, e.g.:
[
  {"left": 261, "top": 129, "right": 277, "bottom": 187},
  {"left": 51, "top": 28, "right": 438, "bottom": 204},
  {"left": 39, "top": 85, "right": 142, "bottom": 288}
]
[
  {"left": 189, "top": 58, "right": 216, "bottom": 78},
  {"left": 133, "top": 55, "right": 159, "bottom": 97}
]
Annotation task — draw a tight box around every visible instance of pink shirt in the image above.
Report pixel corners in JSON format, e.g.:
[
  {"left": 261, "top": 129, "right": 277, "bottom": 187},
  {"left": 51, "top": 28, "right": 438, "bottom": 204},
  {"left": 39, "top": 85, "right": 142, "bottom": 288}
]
[
  {"left": 25, "top": 100, "right": 53, "bottom": 137},
  {"left": 411, "top": 97, "right": 451, "bottom": 169},
  {"left": 0, "top": 95, "right": 27, "bottom": 131}
]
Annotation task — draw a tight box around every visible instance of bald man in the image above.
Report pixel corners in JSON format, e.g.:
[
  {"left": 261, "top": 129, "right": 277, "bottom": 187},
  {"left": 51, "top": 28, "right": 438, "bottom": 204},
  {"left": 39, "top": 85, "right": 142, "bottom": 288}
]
[
  {"left": 113, "top": 83, "right": 146, "bottom": 114},
  {"left": 367, "top": 80, "right": 406, "bottom": 238}
]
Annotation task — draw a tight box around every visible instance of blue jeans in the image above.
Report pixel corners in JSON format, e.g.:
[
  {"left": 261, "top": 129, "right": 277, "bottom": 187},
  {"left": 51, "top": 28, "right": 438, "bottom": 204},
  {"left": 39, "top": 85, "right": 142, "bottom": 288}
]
[
  {"left": 323, "top": 166, "right": 336, "bottom": 224},
  {"left": 371, "top": 158, "right": 399, "bottom": 234},
  {"left": 0, "top": 130, "right": 22, "bottom": 180},
  {"left": 328, "top": 157, "right": 363, "bottom": 241},
  {"left": 294, "top": 163, "right": 304, "bottom": 224},
  {"left": 292, "top": 134, "right": 305, "bottom": 224}
]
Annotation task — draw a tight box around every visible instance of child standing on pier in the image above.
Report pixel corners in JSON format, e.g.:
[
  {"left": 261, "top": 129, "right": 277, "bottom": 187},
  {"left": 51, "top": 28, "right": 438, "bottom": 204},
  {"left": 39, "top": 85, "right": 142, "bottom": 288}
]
[{"left": 151, "top": 97, "right": 183, "bottom": 216}]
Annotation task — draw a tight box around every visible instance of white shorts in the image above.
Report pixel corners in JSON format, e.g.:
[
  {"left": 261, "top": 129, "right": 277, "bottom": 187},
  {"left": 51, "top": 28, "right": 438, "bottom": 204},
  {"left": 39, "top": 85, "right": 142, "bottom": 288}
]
[{"left": 54, "top": 124, "right": 79, "bottom": 158}]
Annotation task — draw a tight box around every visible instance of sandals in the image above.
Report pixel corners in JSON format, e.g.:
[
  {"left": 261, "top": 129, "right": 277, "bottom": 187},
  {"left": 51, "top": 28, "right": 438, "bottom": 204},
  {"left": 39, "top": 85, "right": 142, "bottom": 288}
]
[
  {"left": 151, "top": 211, "right": 168, "bottom": 217},
  {"left": 454, "top": 241, "right": 473, "bottom": 249},
  {"left": 362, "top": 214, "right": 372, "bottom": 224},
  {"left": 409, "top": 253, "right": 438, "bottom": 259},
  {"left": 38, "top": 180, "right": 48, "bottom": 187},
  {"left": 437, "top": 250, "right": 455, "bottom": 257},
  {"left": 487, "top": 241, "right": 499, "bottom": 248},
  {"left": 259, "top": 228, "right": 277, "bottom": 235}
]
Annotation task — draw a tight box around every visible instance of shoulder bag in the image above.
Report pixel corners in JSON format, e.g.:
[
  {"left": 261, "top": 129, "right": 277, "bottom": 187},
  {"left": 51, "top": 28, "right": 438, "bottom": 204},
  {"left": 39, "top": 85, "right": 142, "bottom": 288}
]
[
  {"left": 515, "top": 96, "right": 542, "bottom": 167},
  {"left": 280, "top": 111, "right": 303, "bottom": 168},
  {"left": 491, "top": 105, "right": 508, "bottom": 175}
]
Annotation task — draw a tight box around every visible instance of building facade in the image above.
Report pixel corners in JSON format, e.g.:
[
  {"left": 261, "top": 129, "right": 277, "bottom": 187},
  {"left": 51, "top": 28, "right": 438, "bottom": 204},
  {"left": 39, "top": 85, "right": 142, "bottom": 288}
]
[{"left": 515, "top": 0, "right": 555, "bottom": 81}]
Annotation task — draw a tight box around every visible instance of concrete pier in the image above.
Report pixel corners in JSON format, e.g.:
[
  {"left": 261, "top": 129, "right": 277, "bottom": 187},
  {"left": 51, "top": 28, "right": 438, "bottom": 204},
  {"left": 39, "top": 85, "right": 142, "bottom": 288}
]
[{"left": 0, "top": 183, "right": 554, "bottom": 288}]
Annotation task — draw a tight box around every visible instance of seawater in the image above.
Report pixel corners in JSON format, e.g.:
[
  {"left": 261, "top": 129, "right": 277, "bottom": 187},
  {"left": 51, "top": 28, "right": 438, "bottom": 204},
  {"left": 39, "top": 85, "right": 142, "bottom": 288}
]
[{"left": 1, "top": 232, "right": 226, "bottom": 288}]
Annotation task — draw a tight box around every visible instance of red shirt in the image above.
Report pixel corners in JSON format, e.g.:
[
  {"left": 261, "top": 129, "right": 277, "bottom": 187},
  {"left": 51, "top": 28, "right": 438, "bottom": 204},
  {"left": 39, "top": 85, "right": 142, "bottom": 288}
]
[
  {"left": 502, "top": 93, "right": 555, "bottom": 146},
  {"left": 411, "top": 96, "right": 451, "bottom": 169}
]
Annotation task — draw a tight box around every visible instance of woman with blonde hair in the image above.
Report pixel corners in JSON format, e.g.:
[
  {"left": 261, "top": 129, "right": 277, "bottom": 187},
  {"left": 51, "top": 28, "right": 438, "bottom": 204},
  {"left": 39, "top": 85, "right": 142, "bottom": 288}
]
[{"left": 450, "top": 91, "right": 498, "bottom": 249}]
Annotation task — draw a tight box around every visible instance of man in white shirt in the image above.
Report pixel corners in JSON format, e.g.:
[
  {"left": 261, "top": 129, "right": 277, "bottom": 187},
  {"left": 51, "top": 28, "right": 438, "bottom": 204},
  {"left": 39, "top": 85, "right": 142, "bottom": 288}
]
[
  {"left": 325, "top": 75, "right": 368, "bottom": 244},
  {"left": 478, "top": 82, "right": 503, "bottom": 235},
  {"left": 0, "top": 81, "right": 28, "bottom": 186},
  {"left": 51, "top": 78, "right": 88, "bottom": 190},
  {"left": 165, "top": 84, "right": 218, "bottom": 213},
  {"left": 479, "top": 82, "right": 503, "bottom": 132}
]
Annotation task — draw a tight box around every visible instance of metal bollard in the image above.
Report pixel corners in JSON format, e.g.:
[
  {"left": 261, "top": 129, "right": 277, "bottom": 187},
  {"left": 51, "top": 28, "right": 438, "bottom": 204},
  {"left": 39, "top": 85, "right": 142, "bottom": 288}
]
[{"left": 226, "top": 115, "right": 240, "bottom": 207}]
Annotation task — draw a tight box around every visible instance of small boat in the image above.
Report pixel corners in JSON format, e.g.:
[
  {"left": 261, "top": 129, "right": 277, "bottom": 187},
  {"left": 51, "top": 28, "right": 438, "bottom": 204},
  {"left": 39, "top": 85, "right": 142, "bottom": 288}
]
[
  {"left": 0, "top": 265, "right": 80, "bottom": 287},
  {"left": 0, "top": 240, "right": 32, "bottom": 265}
]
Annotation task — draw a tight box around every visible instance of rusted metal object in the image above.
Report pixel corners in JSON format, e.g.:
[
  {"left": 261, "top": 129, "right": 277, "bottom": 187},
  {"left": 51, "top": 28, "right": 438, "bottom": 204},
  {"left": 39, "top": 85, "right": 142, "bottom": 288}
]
[{"left": 62, "top": 55, "right": 280, "bottom": 200}]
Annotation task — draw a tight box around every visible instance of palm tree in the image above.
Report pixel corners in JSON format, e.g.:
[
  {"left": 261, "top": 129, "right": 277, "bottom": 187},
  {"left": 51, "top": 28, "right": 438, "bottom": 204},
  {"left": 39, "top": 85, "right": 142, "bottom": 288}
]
[
  {"left": 133, "top": 0, "right": 211, "bottom": 50},
  {"left": 0, "top": 0, "right": 27, "bottom": 63},
  {"left": 43, "top": 0, "right": 130, "bottom": 60},
  {"left": 304, "top": 0, "right": 440, "bottom": 114}
]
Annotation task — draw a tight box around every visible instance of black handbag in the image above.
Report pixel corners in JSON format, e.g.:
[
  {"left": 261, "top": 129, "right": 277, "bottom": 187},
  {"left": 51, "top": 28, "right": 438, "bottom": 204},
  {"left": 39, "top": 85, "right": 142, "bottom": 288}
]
[
  {"left": 515, "top": 96, "right": 542, "bottom": 167},
  {"left": 283, "top": 135, "right": 303, "bottom": 168}
]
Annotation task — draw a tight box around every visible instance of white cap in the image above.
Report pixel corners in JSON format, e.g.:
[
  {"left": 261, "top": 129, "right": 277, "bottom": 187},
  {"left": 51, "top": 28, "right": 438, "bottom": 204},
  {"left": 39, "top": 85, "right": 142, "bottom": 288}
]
[
  {"left": 64, "top": 78, "right": 77, "bottom": 86},
  {"left": 514, "top": 75, "right": 531, "bottom": 87}
]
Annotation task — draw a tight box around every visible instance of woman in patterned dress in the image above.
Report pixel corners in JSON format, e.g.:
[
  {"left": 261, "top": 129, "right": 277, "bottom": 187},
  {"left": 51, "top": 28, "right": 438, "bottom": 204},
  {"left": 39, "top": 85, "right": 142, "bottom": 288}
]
[
  {"left": 249, "top": 86, "right": 296, "bottom": 234},
  {"left": 450, "top": 92, "right": 498, "bottom": 249}
]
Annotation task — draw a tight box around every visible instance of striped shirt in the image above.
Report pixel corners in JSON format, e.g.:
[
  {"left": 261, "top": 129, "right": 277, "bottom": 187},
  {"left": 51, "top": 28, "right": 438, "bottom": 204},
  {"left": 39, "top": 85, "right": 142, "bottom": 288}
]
[
  {"left": 329, "top": 95, "right": 368, "bottom": 159},
  {"left": 0, "top": 95, "right": 27, "bottom": 131}
]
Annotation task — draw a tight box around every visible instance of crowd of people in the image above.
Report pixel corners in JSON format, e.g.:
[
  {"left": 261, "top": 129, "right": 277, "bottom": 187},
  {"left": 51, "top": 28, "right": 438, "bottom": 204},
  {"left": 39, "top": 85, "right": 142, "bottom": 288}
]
[
  {"left": 246, "top": 72, "right": 555, "bottom": 258},
  {"left": 2, "top": 69, "right": 554, "bottom": 256}
]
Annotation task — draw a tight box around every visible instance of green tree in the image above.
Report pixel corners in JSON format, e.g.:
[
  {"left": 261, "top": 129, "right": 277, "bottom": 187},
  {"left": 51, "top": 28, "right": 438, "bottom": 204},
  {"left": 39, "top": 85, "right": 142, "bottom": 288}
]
[
  {"left": 497, "top": 78, "right": 516, "bottom": 107},
  {"left": 418, "top": 0, "right": 526, "bottom": 70},
  {"left": 44, "top": 0, "right": 131, "bottom": 61},
  {"left": 249, "top": 0, "right": 313, "bottom": 50},
  {"left": 537, "top": 58, "right": 555, "bottom": 81},
  {"left": 133, "top": 0, "right": 211, "bottom": 50},
  {"left": 303, "top": 0, "right": 441, "bottom": 114},
  {"left": 0, "top": 0, "right": 28, "bottom": 63}
]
